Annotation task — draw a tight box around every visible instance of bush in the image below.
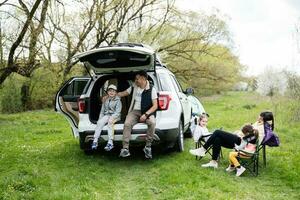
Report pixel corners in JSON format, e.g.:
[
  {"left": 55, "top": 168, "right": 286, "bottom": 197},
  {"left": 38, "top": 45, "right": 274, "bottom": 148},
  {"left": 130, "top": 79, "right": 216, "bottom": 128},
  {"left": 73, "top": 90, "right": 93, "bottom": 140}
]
[
  {"left": 285, "top": 72, "right": 300, "bottom": 121},
  {"left": 0, "top": 76, "right": 23, "bottom": 113}
]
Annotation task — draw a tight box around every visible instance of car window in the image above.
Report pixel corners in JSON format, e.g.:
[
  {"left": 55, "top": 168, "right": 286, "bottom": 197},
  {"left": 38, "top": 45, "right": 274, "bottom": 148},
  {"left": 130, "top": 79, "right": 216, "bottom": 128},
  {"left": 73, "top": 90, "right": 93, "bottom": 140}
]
[
  {"left": 85, "top": 50, "right": 151, "bottom": 68},
  {"left": 74, "top": 80, "right": 89, "bottom": 95},
  {"left": 63, "top": 79, "right": 89, "bottom": 96},
  {"left": 170, "top": 75, "right": 182, "bottom": 93},
  {"left": 158, "top": 73, "right": 174, "bottom": 92}
]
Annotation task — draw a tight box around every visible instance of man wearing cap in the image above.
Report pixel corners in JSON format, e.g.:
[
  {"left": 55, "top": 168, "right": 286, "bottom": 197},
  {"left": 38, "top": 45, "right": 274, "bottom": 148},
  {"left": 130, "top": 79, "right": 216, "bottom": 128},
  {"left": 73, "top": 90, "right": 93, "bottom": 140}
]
[
  {"left": 91, "top": 84, "right": 122, "bottom": 151},
  {"left": 117, "top": 70, "right": 158, "bottom": 159}
]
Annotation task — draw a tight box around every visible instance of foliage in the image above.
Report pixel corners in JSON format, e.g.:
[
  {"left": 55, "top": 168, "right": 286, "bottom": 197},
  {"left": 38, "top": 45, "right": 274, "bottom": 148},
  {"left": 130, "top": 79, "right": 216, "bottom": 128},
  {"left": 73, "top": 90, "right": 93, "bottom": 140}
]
[
  {"left": 0, "top": 75, "right": 23, "bottom": 113},
  {"left": 0, "top": 92, "right": 299, "bottom": 199},
  {"left": 284, "top": 71, "right": 300, "bottom": 121}
]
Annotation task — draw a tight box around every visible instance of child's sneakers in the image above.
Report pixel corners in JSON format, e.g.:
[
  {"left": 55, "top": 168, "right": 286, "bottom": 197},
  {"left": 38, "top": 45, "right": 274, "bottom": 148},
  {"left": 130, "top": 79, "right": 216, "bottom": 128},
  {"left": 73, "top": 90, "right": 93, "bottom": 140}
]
[
  {"left": 236, "top": 166, "right": 246, "bottom": 177},
  {"left": 91, "top": 142, "right": 98, "bottom": 150},
  {"left": 189, "top": 147, "right": 206, "bottom": 157},
  {"left": 225, "top": 165, "right": 235, "bottom": 172},
  {"left": 201, "top": 160, "right": 218, "bottom": 168},
  {"left": 119, "top": 148, "right": 130, "bottom": 157},
  {"left": 104, "top": 143, "right": 114, "bottom": 151}
]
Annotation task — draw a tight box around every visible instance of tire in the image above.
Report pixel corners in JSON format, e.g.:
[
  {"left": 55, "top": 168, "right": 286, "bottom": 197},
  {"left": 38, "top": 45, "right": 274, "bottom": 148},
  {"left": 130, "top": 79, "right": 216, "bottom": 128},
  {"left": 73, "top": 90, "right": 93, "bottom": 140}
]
[{"left": 175, "top": 121, "right": 184, "bottom": 152}]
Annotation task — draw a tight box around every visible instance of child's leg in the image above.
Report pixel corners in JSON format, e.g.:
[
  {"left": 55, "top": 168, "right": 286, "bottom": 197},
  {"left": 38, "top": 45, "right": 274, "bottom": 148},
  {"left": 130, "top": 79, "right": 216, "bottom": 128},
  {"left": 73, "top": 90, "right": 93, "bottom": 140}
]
[
  {"left": 229, "top": 151, "right": 240, "bottom": 167},
  {"left": 93, "top": 115, "right": 109, "bottom": 143},
  {"left": 107, "top": 117, "right": 116, "bottom": 145}
]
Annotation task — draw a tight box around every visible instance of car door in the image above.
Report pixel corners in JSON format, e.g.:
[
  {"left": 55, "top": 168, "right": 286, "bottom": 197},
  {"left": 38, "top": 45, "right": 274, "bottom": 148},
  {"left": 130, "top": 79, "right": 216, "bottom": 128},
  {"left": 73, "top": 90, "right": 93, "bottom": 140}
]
[
  {"left": 169, "top": 75, "right": 191, "bottom": 130},
  {"left": 55, "top": 77, "right": 90, "bottom": 137},
  {"left": 73, "top": 46, "right": 156, "bottom": 74}
]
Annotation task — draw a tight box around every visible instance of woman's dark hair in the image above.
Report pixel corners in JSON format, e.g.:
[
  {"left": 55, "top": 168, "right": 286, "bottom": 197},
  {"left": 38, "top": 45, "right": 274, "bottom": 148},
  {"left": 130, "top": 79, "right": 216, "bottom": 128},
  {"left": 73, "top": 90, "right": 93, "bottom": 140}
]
[{"left": 260, "top": 111, "right": 274, "bottom": 130}]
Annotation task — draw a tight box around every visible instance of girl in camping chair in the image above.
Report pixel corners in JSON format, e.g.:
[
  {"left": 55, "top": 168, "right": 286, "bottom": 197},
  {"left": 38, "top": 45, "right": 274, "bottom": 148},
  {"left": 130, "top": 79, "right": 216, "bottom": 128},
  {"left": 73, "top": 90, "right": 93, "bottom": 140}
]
[
  {"left": 190, "top": 113, "right": 211, "bottom": 144},
  {"left": 226, "top": 124, "right": 259, "bottom": 176}
]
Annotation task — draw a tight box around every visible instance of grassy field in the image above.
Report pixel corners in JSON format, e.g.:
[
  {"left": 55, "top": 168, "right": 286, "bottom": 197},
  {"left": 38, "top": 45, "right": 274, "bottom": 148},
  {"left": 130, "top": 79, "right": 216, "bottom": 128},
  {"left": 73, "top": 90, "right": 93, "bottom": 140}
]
[{"left": 0, "top": 92, "right": 299, "bottom": 200}]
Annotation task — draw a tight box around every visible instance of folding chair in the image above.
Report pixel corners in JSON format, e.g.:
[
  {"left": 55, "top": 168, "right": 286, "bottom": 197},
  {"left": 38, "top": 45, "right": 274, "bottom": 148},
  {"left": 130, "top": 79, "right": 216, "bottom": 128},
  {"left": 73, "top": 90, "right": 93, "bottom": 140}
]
[
  {"left": 195, "top": 135, "right": 223, "bottom": 160},
  {"left": 259, "top": 144, "right": 267, "bottom": 167},
  {"left": 195, "top": 136, "right": 212, "bottom": 160},
  {"left": 237, "top": 140, "right": 260, "bottom": 176}
]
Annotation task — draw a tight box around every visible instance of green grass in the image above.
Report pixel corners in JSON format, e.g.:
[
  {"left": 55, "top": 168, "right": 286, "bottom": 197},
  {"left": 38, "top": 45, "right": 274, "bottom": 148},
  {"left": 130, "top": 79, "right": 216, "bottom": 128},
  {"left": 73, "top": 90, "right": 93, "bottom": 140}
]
[{"left": 0, "top": 92, "right": 299, "bottom": 200}]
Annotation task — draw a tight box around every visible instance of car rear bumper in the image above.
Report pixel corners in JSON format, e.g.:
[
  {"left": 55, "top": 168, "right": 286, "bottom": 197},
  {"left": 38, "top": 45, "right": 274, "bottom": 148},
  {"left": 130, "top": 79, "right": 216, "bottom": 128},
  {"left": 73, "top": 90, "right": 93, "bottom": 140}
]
[{"left": 79, "top": 128, "right": 178, "bottom": 149}]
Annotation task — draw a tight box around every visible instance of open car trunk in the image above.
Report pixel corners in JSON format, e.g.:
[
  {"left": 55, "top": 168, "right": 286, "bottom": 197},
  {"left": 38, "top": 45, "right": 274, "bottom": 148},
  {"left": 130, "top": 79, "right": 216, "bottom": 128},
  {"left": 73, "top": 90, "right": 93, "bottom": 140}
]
[
  {"left": 74, "top": 46, "right": 156, "bottom": 75},
  {"left": 89, "top": 73, "right": 134, "bottom": 124},
  {"left": 88, "top": 73, "right": 156, "bottom": 124}
]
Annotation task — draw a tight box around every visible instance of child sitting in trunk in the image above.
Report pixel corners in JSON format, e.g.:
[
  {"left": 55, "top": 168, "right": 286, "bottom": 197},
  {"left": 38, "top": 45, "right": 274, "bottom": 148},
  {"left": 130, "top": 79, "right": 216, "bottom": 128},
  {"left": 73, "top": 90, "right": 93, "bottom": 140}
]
[{"left": 91, "top": 84, "right": 122, "bottom": 151}]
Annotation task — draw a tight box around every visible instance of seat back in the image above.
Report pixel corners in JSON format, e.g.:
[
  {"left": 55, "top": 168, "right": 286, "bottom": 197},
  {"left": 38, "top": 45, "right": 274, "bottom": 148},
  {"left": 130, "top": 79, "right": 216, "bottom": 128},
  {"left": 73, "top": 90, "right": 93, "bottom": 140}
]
[{"left": 237, "top": 139, "right": 260, "bottom": 176}]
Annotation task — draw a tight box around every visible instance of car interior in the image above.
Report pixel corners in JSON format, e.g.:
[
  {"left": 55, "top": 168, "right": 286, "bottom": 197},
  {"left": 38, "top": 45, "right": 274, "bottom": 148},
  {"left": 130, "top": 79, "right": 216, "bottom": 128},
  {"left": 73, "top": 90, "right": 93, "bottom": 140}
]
[{"left": 89, "top": 73, "right": 156, "bottom": 124}]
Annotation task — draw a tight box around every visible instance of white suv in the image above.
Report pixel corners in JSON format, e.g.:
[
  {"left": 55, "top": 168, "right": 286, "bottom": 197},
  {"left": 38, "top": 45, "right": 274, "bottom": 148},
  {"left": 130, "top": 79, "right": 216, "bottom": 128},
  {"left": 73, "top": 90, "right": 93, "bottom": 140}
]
[{"left": 55, "top": 43, "right": 192, "bottom": 153}]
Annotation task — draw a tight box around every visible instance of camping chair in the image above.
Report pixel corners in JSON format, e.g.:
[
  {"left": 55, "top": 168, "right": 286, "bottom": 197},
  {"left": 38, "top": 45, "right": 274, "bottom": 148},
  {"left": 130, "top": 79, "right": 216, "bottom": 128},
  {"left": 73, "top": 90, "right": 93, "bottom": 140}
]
[
  {"left": 195, "top": 135, "right": 223, "bottom": 160},
  {"left": 195, "top": 135, "right": 211, "bottom": 160},
  {"left": 237, "top": 139, "right": 260, "bottom": 176},
  {"left": 258, "top": 122, "right": 280, "bottom": 167},
  {"left": 259, "top": 144, "right": 267, "bottom": 167}
]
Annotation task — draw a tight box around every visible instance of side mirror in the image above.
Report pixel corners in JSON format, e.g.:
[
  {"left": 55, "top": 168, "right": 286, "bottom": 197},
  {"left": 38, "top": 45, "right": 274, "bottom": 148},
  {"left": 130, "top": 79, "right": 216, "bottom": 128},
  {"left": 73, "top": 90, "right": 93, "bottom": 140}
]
[{"left": 185, "top": 87, "right": 194, "bottom": 95}]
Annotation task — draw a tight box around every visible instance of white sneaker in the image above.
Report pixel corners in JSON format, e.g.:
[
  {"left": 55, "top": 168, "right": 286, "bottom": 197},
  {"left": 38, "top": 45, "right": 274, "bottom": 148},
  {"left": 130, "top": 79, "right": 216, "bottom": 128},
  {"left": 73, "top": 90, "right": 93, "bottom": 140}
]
[
  {"left": 236, "top": 166, "right": 246, "bottom": 177},
  {"left": 225, "top": 165, "right": 235, "bottom": 172},
  {"left": 201, "top": 161, "right": 218, "bottom": 168},
  {"left": 189, "top": 147, "right": 206, "bottom": 157}
]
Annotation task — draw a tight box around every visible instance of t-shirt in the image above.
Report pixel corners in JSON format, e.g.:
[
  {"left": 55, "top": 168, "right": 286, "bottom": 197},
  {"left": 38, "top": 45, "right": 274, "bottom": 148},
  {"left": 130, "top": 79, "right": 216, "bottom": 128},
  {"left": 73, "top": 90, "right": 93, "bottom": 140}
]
[
  {"left": 193, "top": 126, "right": 210, "bottom": 142},
  {"left": 252, "top": 121, "right": 265, "bottom": 144},
  {"left": 126, "top": 83, "right": 158, "bottom": 111}
]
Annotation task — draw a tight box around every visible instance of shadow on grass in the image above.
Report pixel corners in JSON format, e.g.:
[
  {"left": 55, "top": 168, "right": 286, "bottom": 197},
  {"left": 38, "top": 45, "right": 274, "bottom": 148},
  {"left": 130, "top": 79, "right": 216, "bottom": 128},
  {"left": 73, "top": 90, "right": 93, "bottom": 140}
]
[{"left": 52, "top": 140, "right": 182, "bottom": 167}]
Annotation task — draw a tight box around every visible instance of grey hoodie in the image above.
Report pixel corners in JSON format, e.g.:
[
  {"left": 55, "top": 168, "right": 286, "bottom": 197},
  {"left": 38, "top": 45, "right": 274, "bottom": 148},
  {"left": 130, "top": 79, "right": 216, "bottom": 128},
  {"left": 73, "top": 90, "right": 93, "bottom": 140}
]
[{"left": 99, "top": 96, "right": 122, "bottom": 120}]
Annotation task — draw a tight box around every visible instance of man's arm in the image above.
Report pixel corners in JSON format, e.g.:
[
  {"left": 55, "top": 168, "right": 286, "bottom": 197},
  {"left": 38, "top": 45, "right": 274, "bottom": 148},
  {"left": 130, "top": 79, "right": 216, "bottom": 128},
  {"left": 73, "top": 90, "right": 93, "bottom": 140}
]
[
  {"left": 117, "top": 90, "right": 130, "bottom": 98},
  {"left": 140, "top": 99, "right": 158, "bottom": 122}
]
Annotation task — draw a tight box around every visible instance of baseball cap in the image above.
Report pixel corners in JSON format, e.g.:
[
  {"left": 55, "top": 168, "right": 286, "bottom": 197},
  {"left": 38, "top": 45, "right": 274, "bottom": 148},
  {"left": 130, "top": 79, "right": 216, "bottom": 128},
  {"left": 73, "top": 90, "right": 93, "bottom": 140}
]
[{"left": 107, "top": 84, "right": 117, "bottom": 91}]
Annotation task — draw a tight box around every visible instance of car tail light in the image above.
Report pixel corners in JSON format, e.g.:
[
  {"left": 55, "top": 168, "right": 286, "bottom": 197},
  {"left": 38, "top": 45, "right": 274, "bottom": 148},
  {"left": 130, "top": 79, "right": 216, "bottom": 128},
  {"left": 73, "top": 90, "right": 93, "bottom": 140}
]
[
  {"left": 158, "top": 94, "right": 172, "bottom": 110},
  {"left": 78, "top": 99, "right": 86, "bottom": 113}
]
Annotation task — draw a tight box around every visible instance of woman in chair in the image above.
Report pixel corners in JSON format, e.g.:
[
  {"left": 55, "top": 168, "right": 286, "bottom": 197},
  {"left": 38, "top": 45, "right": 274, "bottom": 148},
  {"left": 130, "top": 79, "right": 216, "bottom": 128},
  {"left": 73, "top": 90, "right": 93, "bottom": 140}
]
[{"left": 189, "top": 111, "right": 274, "bottom": 169}]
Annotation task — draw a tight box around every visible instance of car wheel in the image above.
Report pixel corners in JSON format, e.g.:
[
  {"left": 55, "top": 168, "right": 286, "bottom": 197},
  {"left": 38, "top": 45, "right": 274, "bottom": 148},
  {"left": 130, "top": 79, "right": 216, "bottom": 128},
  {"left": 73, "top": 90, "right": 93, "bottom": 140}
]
[{"left": 175, "top": 121, "right": 184, "bottom": 152}]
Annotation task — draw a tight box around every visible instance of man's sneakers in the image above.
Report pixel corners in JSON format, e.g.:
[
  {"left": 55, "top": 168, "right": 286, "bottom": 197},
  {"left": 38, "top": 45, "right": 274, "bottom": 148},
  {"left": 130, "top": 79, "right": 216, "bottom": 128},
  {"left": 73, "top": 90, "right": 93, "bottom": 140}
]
[
  {"left": 119, "top": 147, "right": 153, "bottom": 159},
  {"left": 104, "top": 143, "right": 114, "bottom": 151},
  {"left": 225, "top": 165, "right": 236, "bottom": 172},
  {"left": 236, "top": 166, "right": 246, "bottom": 177},
  {"left": 201, "top": 160, "right": 218, "bottom": 168},
  {"left": 189, "top": 147, "right": 206, "bottom": 157},
  {"left": 91, "top": 142, "right": 98, "bottom": 150},
  {"left": 143, "top": 146, "right": 152, "bottom": 159},
  {"left": 119, "top": 148, "right": 131, "bottom": 157}
]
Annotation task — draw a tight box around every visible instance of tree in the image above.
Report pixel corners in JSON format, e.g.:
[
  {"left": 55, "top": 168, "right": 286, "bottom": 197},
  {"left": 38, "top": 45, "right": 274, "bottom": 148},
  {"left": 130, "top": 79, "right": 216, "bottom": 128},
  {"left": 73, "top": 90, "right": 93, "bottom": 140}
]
[
  {"left": 256, "top": 67, "right": 288, "bottom": 97},
  {"left": 0, "top": 0, "right": 49, "bottom": 85},
  {"left": 44, "top": 0, "right": 173, "bottom": 82}
]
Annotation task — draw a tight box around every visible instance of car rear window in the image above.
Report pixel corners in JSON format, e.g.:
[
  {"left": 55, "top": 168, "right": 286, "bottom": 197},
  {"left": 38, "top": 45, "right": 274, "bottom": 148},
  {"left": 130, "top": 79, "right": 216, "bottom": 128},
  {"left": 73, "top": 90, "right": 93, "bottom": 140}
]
[{"left": 82, "top": 50, "right": 151, "bottom": 68}]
